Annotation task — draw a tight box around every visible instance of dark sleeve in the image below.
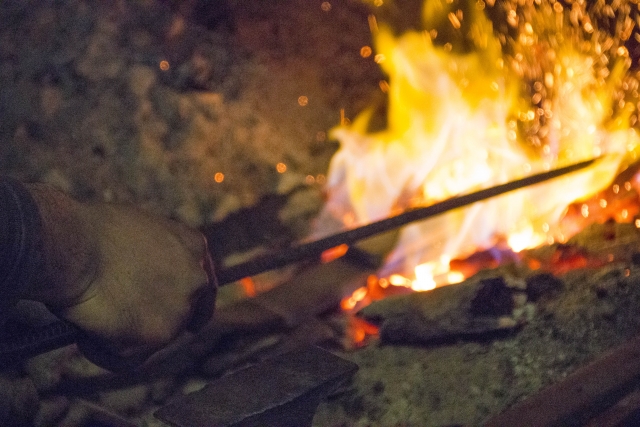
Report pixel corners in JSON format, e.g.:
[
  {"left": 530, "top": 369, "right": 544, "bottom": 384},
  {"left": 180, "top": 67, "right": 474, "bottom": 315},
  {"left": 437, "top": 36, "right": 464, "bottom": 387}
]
[{"left": 0, "top": 177, "right": 45, "bottom": 314}]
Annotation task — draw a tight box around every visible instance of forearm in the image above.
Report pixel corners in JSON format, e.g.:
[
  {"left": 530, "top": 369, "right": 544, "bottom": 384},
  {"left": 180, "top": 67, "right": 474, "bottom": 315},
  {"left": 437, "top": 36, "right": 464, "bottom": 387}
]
[
  {"left": 22, "top": 184, "right": 98, "bottom": 307},
  {"left": 0, "top": 179, "right": 98, "bottom": 310},
  {"left": 0, "top": 178, "right": 46, "bottom": 314}
]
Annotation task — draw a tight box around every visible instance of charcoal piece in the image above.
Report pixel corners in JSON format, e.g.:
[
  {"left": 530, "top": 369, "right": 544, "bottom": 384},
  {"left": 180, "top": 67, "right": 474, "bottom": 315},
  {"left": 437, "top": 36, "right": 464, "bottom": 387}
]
[
  {"left": 631, "top": 252, "right": 640, "bottom": 266},
  {"left": 380, "top": 313, "right": 517, "bottom": 345},
  {"left": 526, "top": 273, "right": 564, "bottom": 302},
  {"left": 470, "top": 277, "right": 513, "bottom": 317},
  {"left": 358, "top": 280, "right": 519, "bottom": 346},
  {"left": 359, "top": 281, "right": 480, "bottom": 324}
]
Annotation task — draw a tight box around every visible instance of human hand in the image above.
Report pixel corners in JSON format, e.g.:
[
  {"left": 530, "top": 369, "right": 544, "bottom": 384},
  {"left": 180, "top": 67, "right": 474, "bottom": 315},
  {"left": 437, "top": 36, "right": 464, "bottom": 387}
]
[
  {"left": 73, "top": 204, "right": 217, "bottom": 370},
  {"left": 26, "top": 186, "right": 216, "bottom": 371}
]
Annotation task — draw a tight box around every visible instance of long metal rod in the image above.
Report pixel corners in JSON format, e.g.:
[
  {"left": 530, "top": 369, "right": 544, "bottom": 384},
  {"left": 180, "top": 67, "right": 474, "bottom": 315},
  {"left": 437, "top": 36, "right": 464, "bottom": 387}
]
[
  {"left": 0, "top": 157, "right": 600, "bottom": 363},
  {"left": 217, "top": 157, "right": 599, "bottom": 285}
]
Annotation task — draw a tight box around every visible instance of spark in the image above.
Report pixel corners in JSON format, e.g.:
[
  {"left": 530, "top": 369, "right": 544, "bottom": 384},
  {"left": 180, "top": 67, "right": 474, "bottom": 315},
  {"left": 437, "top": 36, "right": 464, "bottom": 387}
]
[
  {"left": 581, "top": 204, "right": 590, "bottom": 218},
  {"left": 389, "top": 274, "right": 411, "bottom": 287},
  {"left": 374, "top": 53, "right": 386, "bottom": 63},
  {"left": 448, "top": 12, "right": 461, "bottom": 29}
]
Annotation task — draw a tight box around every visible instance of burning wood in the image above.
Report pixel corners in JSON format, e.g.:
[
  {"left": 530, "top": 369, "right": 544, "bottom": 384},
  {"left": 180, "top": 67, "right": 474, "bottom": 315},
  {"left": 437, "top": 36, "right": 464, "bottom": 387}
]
[{"left": 358, "top": 276, "right": 521, "bottom": 345}]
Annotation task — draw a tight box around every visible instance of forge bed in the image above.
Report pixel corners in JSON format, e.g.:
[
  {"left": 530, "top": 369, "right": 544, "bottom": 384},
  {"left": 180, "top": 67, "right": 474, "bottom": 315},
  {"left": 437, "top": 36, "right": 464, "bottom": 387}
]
[
  {"left": 313, "top": 228, "right": 640, "bottom": 426},
  {"left": 3, "top": 1, "right": 640, "bottom": 426}
]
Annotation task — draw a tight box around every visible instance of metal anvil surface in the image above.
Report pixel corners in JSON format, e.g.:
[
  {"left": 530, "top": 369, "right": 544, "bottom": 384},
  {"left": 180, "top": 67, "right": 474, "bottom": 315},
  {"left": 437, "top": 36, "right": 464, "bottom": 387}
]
[{"left": 155, "top": 346, "right": 358, "bottom": 427}]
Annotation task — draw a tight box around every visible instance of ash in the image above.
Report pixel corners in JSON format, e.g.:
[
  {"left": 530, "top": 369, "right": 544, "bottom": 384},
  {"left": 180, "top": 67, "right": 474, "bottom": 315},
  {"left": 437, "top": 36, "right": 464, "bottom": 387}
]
[{"left": 315, "top": 224, "right": 640, "bottom": 426}]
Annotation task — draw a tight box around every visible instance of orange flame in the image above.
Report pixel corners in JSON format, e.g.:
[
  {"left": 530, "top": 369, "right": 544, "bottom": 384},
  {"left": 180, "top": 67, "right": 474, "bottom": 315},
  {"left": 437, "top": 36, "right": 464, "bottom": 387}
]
[
  {"left": 322, "top": 0, "right": 640, "bottom": 294},
  {"left": 321, "top": 244, "right": 350, "bottom": 263},
  {"left": 240, "top": 277, "right": 256, "bottom": 298}
]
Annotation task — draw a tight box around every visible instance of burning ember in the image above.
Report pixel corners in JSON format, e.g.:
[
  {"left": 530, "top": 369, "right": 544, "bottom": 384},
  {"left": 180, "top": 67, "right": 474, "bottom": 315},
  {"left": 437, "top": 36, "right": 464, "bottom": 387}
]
[{"left": 318, "top": 0, "right": 640, "bottom": 297}]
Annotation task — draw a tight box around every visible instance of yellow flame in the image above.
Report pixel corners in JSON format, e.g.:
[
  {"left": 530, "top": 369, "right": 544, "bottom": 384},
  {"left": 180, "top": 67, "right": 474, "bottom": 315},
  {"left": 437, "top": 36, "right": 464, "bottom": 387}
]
[
  {"left": 341, "top": 286, "right": 370, "bottom": 311},
  {"left": 320, "top": 0, "right": 640, "bottom": 284},
  {"left": 507, "top": 223, "right": 545, "bottom": 253}
]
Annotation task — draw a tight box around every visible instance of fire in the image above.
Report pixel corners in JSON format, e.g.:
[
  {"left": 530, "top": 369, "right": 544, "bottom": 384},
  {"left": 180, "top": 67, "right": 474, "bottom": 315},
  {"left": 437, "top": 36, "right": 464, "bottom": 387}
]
[
  {"left": 341, "top": 286, "right": 369, "bottom": 310},
  {"left": 323, "top": 0, "right": 640, "bottom": 295},
  {"left": 321, "top": 243, "right": 350, "bottom": 263}
]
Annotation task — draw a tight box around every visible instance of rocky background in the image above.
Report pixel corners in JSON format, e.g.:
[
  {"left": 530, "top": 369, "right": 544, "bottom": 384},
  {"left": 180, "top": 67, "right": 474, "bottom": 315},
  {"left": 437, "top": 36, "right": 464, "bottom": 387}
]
[{"left": 0, "top": 0, "right": 382, "bottom": 232}]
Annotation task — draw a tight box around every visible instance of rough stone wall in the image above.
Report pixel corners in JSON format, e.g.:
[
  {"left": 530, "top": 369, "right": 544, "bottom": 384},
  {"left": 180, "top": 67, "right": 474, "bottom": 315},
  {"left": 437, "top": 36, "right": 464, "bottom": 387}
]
[{"left": 0, "top": 0, "right": 383, "bottom": 231}]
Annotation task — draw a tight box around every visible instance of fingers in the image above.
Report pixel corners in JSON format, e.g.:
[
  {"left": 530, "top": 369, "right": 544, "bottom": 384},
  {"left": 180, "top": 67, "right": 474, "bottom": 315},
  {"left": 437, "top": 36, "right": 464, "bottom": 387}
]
[
  {"left": 166, "top": 222, "right": 217, "bottom": 333},
  {"left": 68, "top": 210, "right": 218, "bottom": 372},
  {"left": 166, "top": 219, "right": 218, "bottom": 330}
]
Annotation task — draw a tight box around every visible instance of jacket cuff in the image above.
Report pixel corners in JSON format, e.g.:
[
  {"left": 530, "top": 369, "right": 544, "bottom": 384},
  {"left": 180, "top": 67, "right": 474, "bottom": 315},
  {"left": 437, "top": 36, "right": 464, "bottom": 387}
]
[{"left": 0, "top": 178, "right": 45, "bottom": 312}]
